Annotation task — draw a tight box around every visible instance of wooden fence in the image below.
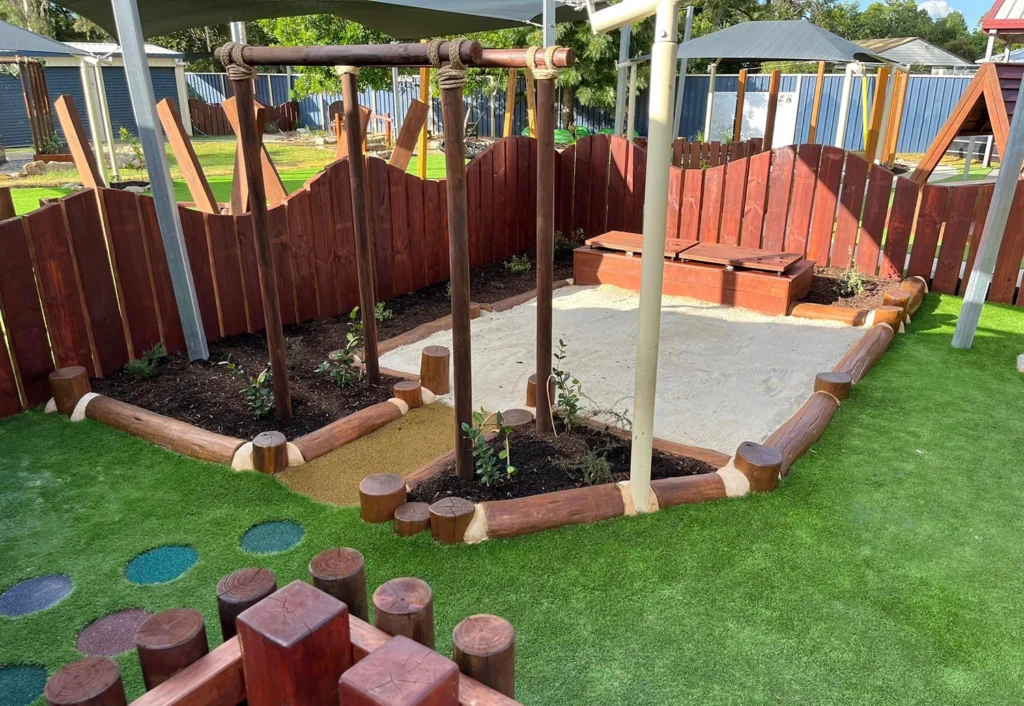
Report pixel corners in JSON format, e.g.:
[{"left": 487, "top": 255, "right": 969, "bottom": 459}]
[{"left": 189, "top": 98, "right": 300, "bottom": 135}]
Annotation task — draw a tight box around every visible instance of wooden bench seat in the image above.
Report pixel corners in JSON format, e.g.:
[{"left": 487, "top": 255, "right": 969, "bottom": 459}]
[
  {"left": 678, "top": 243, "right": 802, "bottom": 274},
  {"left": 585, "top": 231, "right": 697, "bottom": 259}
]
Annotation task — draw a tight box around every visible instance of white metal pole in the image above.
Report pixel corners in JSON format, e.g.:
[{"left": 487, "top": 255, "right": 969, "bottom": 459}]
[
  {"left": 111, "top": 0, "right": 208, "bottom": 360},
  {"left": 702, "top": 59, "right": 718, "bottom": 140},
  {"left": 614, "top": 24, "right": 632, "bottom": 134},
  {"left": 671, "top": 5, "right": 693, "bottom": 138},
  {"left": 79, "top": 59, "right": 109, "bottom": 185},
  {"left": 834, "top": 62, "right": 856, "bottom": 149},
  {"left": 229, "top": 21, "right": 247, "bottom": 43},
  {"left": 626, "top": 62, "right": 638, "bottom": 141},
  {"left": 628, "top": 0, "right": 680, "bottom": 512},
  {"left": 542, "top": 0, "right": 556, "bottom": 47},
  {"left": 952, "top": 78, "right": 1024, "bottom": 349},
  {"left": 174, "top": 61, "right": 193, "bottom": 135},
  {"left": 963, "top": 136, "right": 975, "bottom": 180},
  {"left": 92, "top": 62, "right": 119, "bottom": 180}
]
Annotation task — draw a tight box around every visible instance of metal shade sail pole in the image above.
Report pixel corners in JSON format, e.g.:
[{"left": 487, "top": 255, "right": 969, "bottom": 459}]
[
  {"left": 671, "top": 5, "right": 693, "bottom": 139},
  {"left": 110, "top": 0, "right": 208, "bottom": 361},
  {"left": 614, "top": 24, "right": 632, "bottom": 134}
]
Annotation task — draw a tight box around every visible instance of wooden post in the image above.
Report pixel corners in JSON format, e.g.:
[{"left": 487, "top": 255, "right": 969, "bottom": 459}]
[
  {"left": 135, "top": 608, "right": 209, "bottom": 690},
  {"left": 389, "top": 99, "right": 429, "bottom": 171},
  {"left": 429, "top": 497, "right": 475, "bottom": 544},
  {"left": 373, "top": 577, "right": 435, "bottom": 648},
  {"left": 734, "top": 441, "right": 783, "bottom": 493},
  {"left": 884, "top": 70, "right": 908, "bottom": 166},
  {"left": 0, "top": 186, "right": 14, "bottom": 220},
  {"left": 732, "top": 69, "right": 747, "bottom": 144},
  {"left": 503, "top": 69, "right": 517, "bottom": 138},
  {"left": 340, "top": 70, "right": 381, "bottom": 386},
  {"left": 49, "top": 366, "right": 91, "bottom": 416},
  {"left": 814, "top": 371, "right": 852, "bottom": 401},
  {"left": 864, "top": 66, "right": 891, "bottom": 164},
  {"left": 394, "top": 502, "right": 432, "bottom": 536},
  {"left": 762, "top": 70, "right": 781, "bottom": 152},
  {"left": 216, "top": 567, "right": 277, "bottom": 640},
  {"left": 229, "top": 76, "right": 293, "bottom": 419},
  {"left": 156, "top": 98, "right": 218, "bottom": 214},
  {"left": 236, "top": 580, "right": 351, "bottom": 706},
  {"left": 418, "top": 58, "right": 430, "bottom": 179},
  {"left": 393, "top": 380, "right": 423, "bottom": 408},
  {"left": 420, "top": 345, "right": 450, "bottom": 395},
  {"left": 223, "top": 98, "right": 288, "bottom": 208},
  {"left": 54, "top": 95, "right": 104, "bottom": 189},
  {"left": 452, "top": 615, "right": 516, "bottom": 698},
  {"left": 308, "top": 547, "right": 368, "bottom": 621},
  {"left": 535, "top": 75, "right": 556, "bottom": 434},
  {"left": 524, "top": 66, "right": 537, "bottom": 137},
  {"left": 807, "top": 61, "right": 826, "bottom": 144},
  {"left": 340, "top": 635, "right": 459, "bottom": 706},
  {"left": 358, "top": 472, "right": 407, "bottom": 523},
  {"left": 44, "top": 657, "right": 126, "bottom": 706},
  {"left": 252, "top": 430, "right": 288, "bottom": 473}
]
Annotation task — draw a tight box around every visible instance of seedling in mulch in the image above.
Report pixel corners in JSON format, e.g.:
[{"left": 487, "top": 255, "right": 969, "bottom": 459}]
[
  {"left": 839, "top": 266, "right": 867, "bottom": 297},
  {"left": 553, "top": 338, "right": 582, "bottom": 432},
  {"left": 219, "top": 358, "right": 274, "bottom": 419},
  {"left": 504, "top": 254, "right": 532, "bottom": 273},
  {"left": 554, "top": 438, "right": 613, "bottom": 486},
  {"left": 351, "top": 303, "right": 394, "bottom": 324},
  {"left": 316, "top": 310, "right": 365, "bottom": 388},
  {"left": 124, "top": 343, "right": 167, "bottom": 380},
  {"left": 462, "top": 407, "right": 516, "bottom": 487}
]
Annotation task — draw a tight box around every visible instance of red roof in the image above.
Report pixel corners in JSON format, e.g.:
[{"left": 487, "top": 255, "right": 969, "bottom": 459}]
[{"left": 983, "top": 0, "right": 1024, "bottom": 36}]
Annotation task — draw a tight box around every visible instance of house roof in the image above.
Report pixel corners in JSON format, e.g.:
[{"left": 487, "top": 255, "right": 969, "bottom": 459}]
[
  {"left": 64, "top": 41, "right": 184, "bottom": 59},
  {"left": 855, "top": 37, "right": 973, "bottom": 67},
  {"left": 0, "top": 19, "right": 84, "bottom": 57},
  {"left": 855, "top": 37, "right": 914, "bottom": 53},
  {"left": 983, "top": 0, "right": 1024, "bottom": 38}
]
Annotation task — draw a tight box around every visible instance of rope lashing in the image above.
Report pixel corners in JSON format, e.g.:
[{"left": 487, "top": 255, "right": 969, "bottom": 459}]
[
  {"left": 220, "top": 41, "right": 255, "bottom": 82},
  {"left": 334, "top": 65, "right": 360, "bottom": 77},
  {"left": 428, "top": 38, "right": 469, "bottom": 90},
  {"left": 526, "top": 45, "right": 561, "bottom": 81}
]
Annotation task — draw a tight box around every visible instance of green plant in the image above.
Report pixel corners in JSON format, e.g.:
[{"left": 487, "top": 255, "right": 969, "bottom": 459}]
[
  {"left": 123, "top": 343, "right": 167, "bottom": 380},
  {"left": 462, "top": 407, "right": 515, "bottom": 487},
  {"left": 504, "top": 254, "right": 532, "bottom": 273},
  {"left": 555, "top": 439, "right": 613, "bottom": 486},
  {"left": 445, "top": 281, "right": 452, "bottom": 298},
  {"left": 242, "top": 366, "right": 274, "bottom": 419},
  {"left": 351, "top": 303, "right": 393, "bottom": 325},
  {"left": 839, "top": 266, "right": 867, "bottom": 297},
  {"left": 553, "top": 338, "right": 582, "bottom": 431},
  {"left": 37, "top": 133, "right": 67, "bottom": 155},
  {"left": 317, "top": 311, "right": 365, "bottom": 388},
  {"left": 118, "top": 126, "right": 144, "bottom": 169},
  {"left": 554, "top": 228, "right": 585, "bottom": 257},
  {"left": 264, "top": 120, "right": 281, "bottom": 134}
]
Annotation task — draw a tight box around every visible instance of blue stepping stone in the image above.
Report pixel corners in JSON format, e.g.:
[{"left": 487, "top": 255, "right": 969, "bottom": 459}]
[
  {"left": 240, "top": 521, "right": 304, "bottom": 554},
  {"left": 0, "top": 664, "right": 47, "bottom": 706},
  {"left": 0, "top": 575, "right": 72, "bottom": 618},
  {"left": 125, "top": 545, "right": 199, "bottom": 585}
]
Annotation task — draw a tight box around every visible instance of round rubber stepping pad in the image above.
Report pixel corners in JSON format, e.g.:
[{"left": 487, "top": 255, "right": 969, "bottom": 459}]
[
  {"left": 0, "top": 575, "right": 72, "bottom": 618},
  {"left": 125, "top": 545, "right": 199, "bottom": 585},
  {"left": 239, "top": 521, "right": 304, "bottom": 554},
  {"left": 0, "top": 665, "right": 47, "bottom": 706},
  {"left": 77, "top": 609, "right": 152, "bottom": 657}
]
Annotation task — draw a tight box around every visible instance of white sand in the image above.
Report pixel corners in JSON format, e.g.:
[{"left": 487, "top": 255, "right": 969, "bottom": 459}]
[{"left": 380, "top": 285, "right": 864, "bottom": 454}]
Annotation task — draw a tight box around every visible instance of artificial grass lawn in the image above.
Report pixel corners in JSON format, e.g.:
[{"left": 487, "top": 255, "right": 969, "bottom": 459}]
[{"left": 2, "top": 294, "right": 1024, "bottom": 705}]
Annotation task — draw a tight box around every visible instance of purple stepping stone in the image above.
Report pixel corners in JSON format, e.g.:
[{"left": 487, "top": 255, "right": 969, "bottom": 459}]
[
  {"left": 77, "top": 609, "right": 152, "bottom": 656},
  {"left": 0, "top": 575, "right": 72, "bottom": 618}
]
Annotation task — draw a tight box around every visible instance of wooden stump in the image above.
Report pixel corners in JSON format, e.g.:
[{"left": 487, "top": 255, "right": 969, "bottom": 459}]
[
  {"left": 252, "top": 431, "right": 288, "bottom": 474},
  {"left": 393, "top": 380, "right": 423, "bottom": 409},
  {"left": 452, "top": 614, "right": 516, "bottom": 698},
  {"left": 359, "top": 473, "right": 407, "bottom": 523},
  {"left": 44, "top": 657, "right": 126, "bottom": 706},
  {"left": 340, "top": 635, "right": 459, "bottom": 706},
  {"left": 872, "top": 305, "right": 904, "bottom": 332},
  {"left": 308, "top": 547, "right": 368, "bottom": 621},
  {"left": 373, "top": 577, "right": 435, "bottom": 648},
  {"left": 429, "top": 497, "right": 475, "bottom": 544},
  {"left": 135, "top": 608, "right": 209, "bottom": 690},
  {"left": 420, "top": 346, "right": 450, "bottom": 395},
  {"left": 899, "top": 276, "right": 927, "bottom": 315},
  {"left": 394, "top": 502, "right": 431, "bottom": 537},
  {"left": 883, "top": 289, "right": 912, "bottom": 323},
  {"left": 216, "top": 567, "right": 277, "bottom": 640},
  {"left": 734, "top": 442, "right": 783, "bottom": 493},
  {"left": 49, "top": 366, "right": 91, "bottom": 416},
  {"left": 833, "top": 324, "right": 895, "bottom": 384},
  {"left": 525, "top": 374, "right": 555, "bottom": 408},
  {"left": 814, "top": 371, "right": 852, "bottom": 401},
  {"left": 501, "top": 408, "right": 533, "bottom": 431}
]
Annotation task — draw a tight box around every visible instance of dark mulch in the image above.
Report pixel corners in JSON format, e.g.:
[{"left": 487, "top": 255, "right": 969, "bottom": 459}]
[
  {"left": 93, "top": 252, "right": 574, "bottom": 440},
  {"left": 800, "top": 266, "right": 903, "bottom": 309},
  {"left": 408, "top": 421, "right": 716, "bottom": 504}
]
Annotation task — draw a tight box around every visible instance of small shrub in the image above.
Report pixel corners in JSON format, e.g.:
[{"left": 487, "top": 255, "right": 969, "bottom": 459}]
[
  {"left": 351, "top": 303, "right": 393, "bottom": 324},
  {"left": 264, "top": 120, "right": 281, "bottom": 134},
  {"left": 553, "top": 439, "right": 613, "bottom": 486},
  {"left": 118, "top": 126, "right": 144, "bottom": 169},
  {"left": 839, "top": 266, "right": 866, "bottom": 297},
  {"left": 504, "top": 254, "right": 532, "bottom": 273},
  {"left": 554, "top": 228, "right": 585, "bottom": 256},
  {"left": 462, "top": 408, "right": 516, "bottom": 487},
  {"left": 317, "top": 311, "right": 365, "bottom": 388},
  {"left": 242, "top": 366, "right": 274, "bottom": 419},
  {"left": 445, "top": 281, "right": 452, "bottom": 298},
  {"left": 553, "top": 338, "right": 582, "bottom": 431},
  {"left": 124, "top": 343, "right": 167, "bottom": 380},
  {"left": 37, "top": 133, "right": 68, "bottom": 155}
]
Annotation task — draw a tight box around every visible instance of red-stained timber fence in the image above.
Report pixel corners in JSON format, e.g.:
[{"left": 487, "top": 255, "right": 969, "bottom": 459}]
[
  {"left": 1, "top": 134, "right": 1023, "bottom": 420},
  {"left": 189, "top": 98, "right": 300, "bottom": 135}
]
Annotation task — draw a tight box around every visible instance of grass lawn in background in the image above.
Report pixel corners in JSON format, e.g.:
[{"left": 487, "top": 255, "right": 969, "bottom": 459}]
[{"left": 2, "top": 294, "right": 1024, "bottom": 705}]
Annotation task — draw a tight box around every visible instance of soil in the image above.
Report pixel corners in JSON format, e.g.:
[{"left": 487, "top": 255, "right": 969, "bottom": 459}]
[
  {"left": 800, "top": 266, "right": 903, "bottom": 309},
  {"left": 92, "top": 252, "right": 574, "bottom": 440},
  {"left": 408, "top": 420, "right": 717, "bottom": 504}
]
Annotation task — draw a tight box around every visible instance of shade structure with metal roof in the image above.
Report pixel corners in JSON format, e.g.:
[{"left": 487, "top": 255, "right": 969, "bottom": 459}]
[
  {"left": 0, "top": 19, "right": 84, "bottom": 57},
  {"left": 983, "top": 0, "right": 1024, "bottom": 42}
]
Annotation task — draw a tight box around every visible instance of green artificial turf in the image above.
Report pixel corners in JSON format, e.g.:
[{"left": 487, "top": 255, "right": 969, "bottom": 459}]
[{"left": 2, "top": 295, "right": 1024, "bottom": 705}]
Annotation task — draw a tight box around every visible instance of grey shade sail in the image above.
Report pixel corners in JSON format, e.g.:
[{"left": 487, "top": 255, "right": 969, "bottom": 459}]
[
  {"left": 636, "top": 20, "right": 888, "bottom": 64},
  {"left": 50, "top": 0, "right": 593, "bottom": 41},
  {"left": 0, "top": 19, "right": 84, "bottom": 57}
]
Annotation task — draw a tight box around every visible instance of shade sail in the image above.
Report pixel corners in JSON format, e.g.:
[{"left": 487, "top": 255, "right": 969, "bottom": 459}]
[
  {"left": 51, "top": 0, "right": 592, "bottom": 40},
  {"left": 636, "top": 20, "right": 888, "bottom": 64},
  {"left": 0, "top": 19, "right": 84, "bottom": 57}
]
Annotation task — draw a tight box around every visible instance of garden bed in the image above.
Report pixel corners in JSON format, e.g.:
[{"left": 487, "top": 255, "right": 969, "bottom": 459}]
[{"left": 800, "top": 267, "right": 903, "bottom": 309}]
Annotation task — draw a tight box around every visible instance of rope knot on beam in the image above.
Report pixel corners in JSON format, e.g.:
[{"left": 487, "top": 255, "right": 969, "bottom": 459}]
[
  {"left": 527, "top": 46, "right": 561, "bottom": 81},
  {"left": 335, "top": 65, "right": 361, "bottom": 77},
  {"left": 219, "top": 41, "right": 256, "bottom": 81},
  {"left": 428, "top": 39, "right": 469, "bottom": 90}
]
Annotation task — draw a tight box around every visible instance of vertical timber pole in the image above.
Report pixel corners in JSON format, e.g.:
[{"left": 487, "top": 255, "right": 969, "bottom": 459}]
[
  {"left": 671, "top": 6, "right": 693, "bottom": 140},
  {"left": 629, "top": 0, "right": 680, "bottom": 513},
  {"left": 339, "top": 68, "right": 381, "bottom": 385},
  {"left": 614, "top": 24, "right": 632, "bottom": 134},
  {"left": 626, "top": 63, "right": 638, "bottom": 142},
  {"left": 223, "top": 55, "right": 293, "bottom": 419},
  {"left": 418, "top": 41, "right": 430, "bottom": 180},
  {"left": 111, "top": 0, "right": 208, "bottom": 361},
  {"left": 703, "top": 59, "right": 718, "bottom": 140}
]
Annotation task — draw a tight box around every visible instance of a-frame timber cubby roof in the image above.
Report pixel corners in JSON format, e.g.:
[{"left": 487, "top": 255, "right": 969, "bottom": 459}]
[{"left": 910, "top": 62, "right": 1021, "bottom": 184}]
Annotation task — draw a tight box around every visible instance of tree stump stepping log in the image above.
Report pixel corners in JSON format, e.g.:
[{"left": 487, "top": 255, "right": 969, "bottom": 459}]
[
  {"left": 373, "top": 577, "right": 435, "bottom": 648},
  {"left": 501, "top": 408, "right": 533, "bottom": 431},
  {"left": 814, "top": 371, "right": 852, "bottom": 401},
  {"left": 452, "top": 614, "right": 516, "bottom": 698},
  {"left": 883, "top": 289, "right": 912, "bottom": 323},
  {"left": 359, "top": 473, "right": 407, "bottom": 523},
  {"left": 394, "top": 502, "right": 431, "bottom": 537},
  {"left": 525, "top": 374, "right": 554, "bottom": 409},
  {"left": 135, "top": 608, "right": 209, "bottom": 690},
  {"left": 873, "top": 305, "right": 904, "bottom": 331},
  {"left": 44, "top": 657, "right": 126, "bottom": 706},
  {"left": 49, "top": 366, "right": 90, "bottom": 416},
  {"left": 429, "top": 497, "right": 475, "bottom": 544},
  {"left": 252, "top": 431, "right": 288, "bottom": 474},
  {"left": 420, "top": 346, "right": 450, "bottom": 395},
  {"left": 340, "top": 635, "right": 459, "bottom": 706},
  {"left": 393, "top": 381, "right": 423, "bottom": 409},
  {"left": 308, "top": 547, "right": 368, "bottom": 621},
  {"left": 734, "top": 441, "right": 783, "bottom": 493},
  {"left": 216, "top": 567, "right": 277, "bottom": 640}
]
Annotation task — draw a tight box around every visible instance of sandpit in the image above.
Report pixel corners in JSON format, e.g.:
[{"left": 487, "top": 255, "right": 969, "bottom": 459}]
[{"left": 380, "top": 285, "right": 865, "bottom": 454}]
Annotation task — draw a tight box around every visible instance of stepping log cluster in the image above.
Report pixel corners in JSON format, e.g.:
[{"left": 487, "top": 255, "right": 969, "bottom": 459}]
[{"left": 358, "top": 471, "right": 478, "bottom": 544}]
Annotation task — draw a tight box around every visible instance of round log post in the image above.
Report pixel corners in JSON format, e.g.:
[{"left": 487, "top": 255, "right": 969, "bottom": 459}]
[
  {"left": 526, "top": 374, "right": 555, "bottom": 409},
  {"left": 814, "top": 371, "right": 852, "bottom": 401},
  {"left": 216, "top": 567, "right": 277, "bottom": 640},
  {"left": 49, "top": 366, "right": 91, "bottom": 416},
  {"left": 883, "top": 289, "right": 912, "bottom": 323},
  {"left": 135, "top": 608, "right": 209, "bottom": 690},
  {"left": 44, "top": 657, "right": 127, "bottom": 706},
  {"left": 252, "top": 431, "right": 288, "bottom": 474},
  {"left": 420, "top": 345, "right": 450, "bottom": 395},
  {"left": 393, "top": 380, "right": 423, "bottom": 409},
  {"left": 501, "top": 408, "right": 533, "bottom": 431},
  {"left": 734, "top": 442, "right": 783, "bottom": 493},
  {"left": 394, "top": 502, "right": 432, "bottom": 537},
  {"left": 308, "top": 547, "right": 368, "bottom": 621},
  {"left": 0, "top": 186, "right": 15, "bottom": 220},
  {"left": 373, "top": 577, "right": 435, "bottom": 648},
  {"left": 872, "top": 305, "right": 904, "bottom": 332},
  {"left": 899, "top": 276, "right": 927, "bottom": 315},
  {"left": 358, "top": 473, "right": 407, "bottom": 523},
  {"left": 452, "top": 614, "right": 516, "bottom": 698},
  {"left": 535, "top": 71, "right": 557, "bottom": 434},
  {"left": 429, "top": 497, "right": 475, "bottom": 544}
]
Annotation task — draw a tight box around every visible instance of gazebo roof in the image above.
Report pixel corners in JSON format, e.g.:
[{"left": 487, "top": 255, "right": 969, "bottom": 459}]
[
  {"left": 0, "top": 19, "right": 84, "bottom": 57},
  {"left": 983, "top": 0, "right": 1024, "bottom": 41}
]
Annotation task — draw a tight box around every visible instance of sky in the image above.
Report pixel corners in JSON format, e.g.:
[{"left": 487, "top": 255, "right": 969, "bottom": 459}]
[{"left": 908, "top": 0, "right": 992, "bottom": 27}]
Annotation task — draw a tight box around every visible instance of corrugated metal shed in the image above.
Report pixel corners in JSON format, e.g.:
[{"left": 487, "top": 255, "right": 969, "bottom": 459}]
[{"left": 101, "top": 66, "right": 180, "bottom": 136}]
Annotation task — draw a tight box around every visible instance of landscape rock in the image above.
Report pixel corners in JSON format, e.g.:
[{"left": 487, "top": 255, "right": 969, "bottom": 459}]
[
  {"left": 124, "top": 185, "right": 149, "bottom": 194},
  {"left": 1017, "top": 354, "right": 1024, "bottom": 374},
  {"left": 47, "top": 162, "right": 75, "bottom": 173},
  {"left": 22, "top": 161, "right": 47, "bottom": 176}
]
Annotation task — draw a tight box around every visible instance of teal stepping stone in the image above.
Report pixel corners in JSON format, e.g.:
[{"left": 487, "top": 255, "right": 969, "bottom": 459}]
[
  {"left": 240, "top": 521, "right": 304, "bottom": 554},
  {"left": 125, "top": 546, "right": 198, "bottom": 585},
  {"left": 0, "top": 665, "right": 47, "bottom": 706},
  {"left": 0, "top": 575, "right": 72, "bottom": 617}
]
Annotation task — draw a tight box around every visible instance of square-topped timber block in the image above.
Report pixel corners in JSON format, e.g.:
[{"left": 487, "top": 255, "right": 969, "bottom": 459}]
[
  {"left": 574, "top": 247, "right": 814, "bottom": 316},
  {"left": 236, "top": 580, "right": 352, "bottom": 706},
  {"left": 340, "top": 635, "right": 459, "bottom": 706}
]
